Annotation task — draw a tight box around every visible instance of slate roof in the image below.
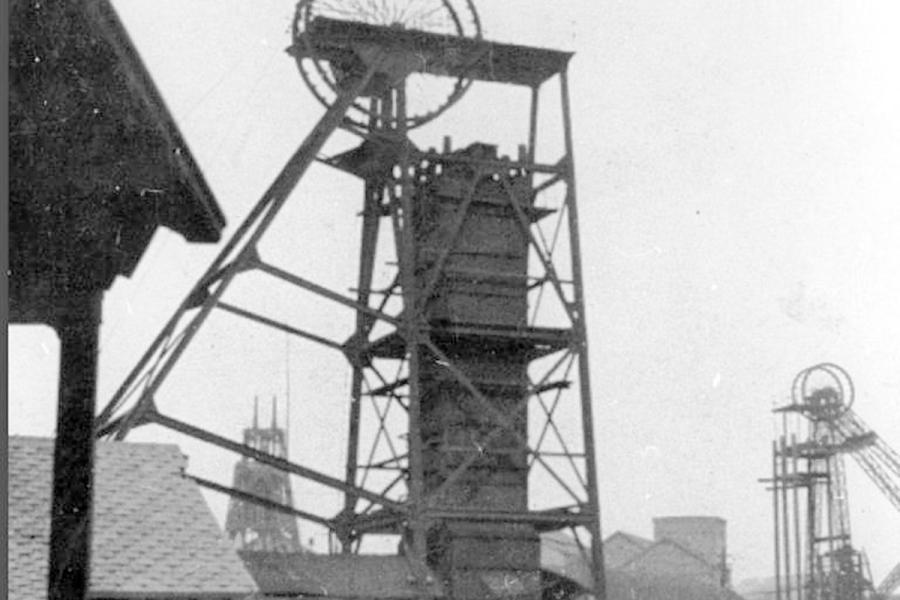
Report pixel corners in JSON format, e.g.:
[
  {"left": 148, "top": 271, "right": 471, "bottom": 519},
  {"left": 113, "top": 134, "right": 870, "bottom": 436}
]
[
  {"left": 239, "top": 551, "right": 444, "bottom": 599},
  {"left": 8, "top": 436, "right": 257, "bottom": 599}
]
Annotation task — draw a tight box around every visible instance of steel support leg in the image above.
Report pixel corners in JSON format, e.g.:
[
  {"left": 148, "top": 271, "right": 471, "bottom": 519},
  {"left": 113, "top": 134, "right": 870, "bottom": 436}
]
[
  {"left": 395, "top": 82, "right": 428, "bottom": 566},
  {"left": 49, "top": 291, "right": 102, "bottom": 600},
  {"left": 560, "top": 67, "right": 607, "bottom": 600}
]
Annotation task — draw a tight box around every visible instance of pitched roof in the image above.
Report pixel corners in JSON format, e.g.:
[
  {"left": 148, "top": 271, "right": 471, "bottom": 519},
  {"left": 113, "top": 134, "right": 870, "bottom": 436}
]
[
  {"left": 239, "top": 552, "right": 444, "bottom": 599},
  {"left": 541, "top": 531, "right": 746, "bottom": 600},
  {"left": 604, "top": 531, "right": 655, "bottom": 548},
  {"left": 9, "top": 0, "right": 225, "bottom": 243},
  {"left": 618, "top": 538, "right": 718, "bottom": 578},
  {"left": 602, "top": 531, "right": 657, "bottom": 569},
  {"left": 9, "top": 0, "right": 226, "bottom": 322},
  {"left": 8, "top": 436, "right": 257, "bottom": 599}
]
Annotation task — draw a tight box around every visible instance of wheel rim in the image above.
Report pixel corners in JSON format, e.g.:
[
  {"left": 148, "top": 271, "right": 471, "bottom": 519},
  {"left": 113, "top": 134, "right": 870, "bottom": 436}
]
[{"left": 292, "top": 0, "right": 481, "bottom": 130}]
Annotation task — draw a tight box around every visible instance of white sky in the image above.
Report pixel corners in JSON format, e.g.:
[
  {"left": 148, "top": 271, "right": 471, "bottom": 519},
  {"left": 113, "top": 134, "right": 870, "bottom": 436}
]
[{"left": 8, "top": 0, "right": 900, "bottom": 586}]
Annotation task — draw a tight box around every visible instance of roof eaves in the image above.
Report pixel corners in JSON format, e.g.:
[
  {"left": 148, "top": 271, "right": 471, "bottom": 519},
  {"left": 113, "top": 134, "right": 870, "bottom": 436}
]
[
  {"left": 616, "top": 538, "right": 717, "bottom": 572},
  {"left": 604, "top": 530, "right": 655, "bottom": 548},
  {"left": 654, "top": 537, "right": 720, "bottom": 567},
  {"left": 88, "top": 591, "right": 253, "bottom": 600},
  {"left": 82, "top": 0, "right": 226, "bottom": 243}
]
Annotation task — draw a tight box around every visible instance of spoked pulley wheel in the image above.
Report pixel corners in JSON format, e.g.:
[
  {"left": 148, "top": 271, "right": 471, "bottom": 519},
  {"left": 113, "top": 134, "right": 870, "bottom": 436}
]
[
  {"left": 292, "top": 0, "right": 481, "bottom": 130},
  {"left": 791, "top": 362, "right": 855, "bottom": 423}
]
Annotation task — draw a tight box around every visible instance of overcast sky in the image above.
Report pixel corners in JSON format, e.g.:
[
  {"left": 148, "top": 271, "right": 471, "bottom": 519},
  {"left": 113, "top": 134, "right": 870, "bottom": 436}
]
[{"left": 9, "top": 0, "right": 900, "bottom": 585}]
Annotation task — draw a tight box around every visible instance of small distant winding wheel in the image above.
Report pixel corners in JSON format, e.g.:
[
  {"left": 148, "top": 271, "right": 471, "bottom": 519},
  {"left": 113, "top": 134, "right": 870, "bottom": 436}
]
[
  {"left": 292, "top": 0, "right": 481, "bottom": 129},
  {"left": 792, "top": 362, "right": 856, "bottom": 423}
]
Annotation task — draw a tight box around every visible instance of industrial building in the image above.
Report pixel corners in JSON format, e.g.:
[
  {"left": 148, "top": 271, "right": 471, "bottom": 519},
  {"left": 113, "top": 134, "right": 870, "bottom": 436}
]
[
  {"left": 543, "top": 519, "right": 743, "bottom": 600},
  {"left": 89, "top": 1, "right": 605, "bottom": 599},
  {"left": 603, "top": 518, "right": 730, "bottom": 586},
  {"left": 9, "top": 435, "right": 746, "bottom": 600},
  {"left": 11, "top": 1, "right": 898, "bottom": 600},
  {"left": 9, "top": 0, "right": 226, "bottom": 595}
]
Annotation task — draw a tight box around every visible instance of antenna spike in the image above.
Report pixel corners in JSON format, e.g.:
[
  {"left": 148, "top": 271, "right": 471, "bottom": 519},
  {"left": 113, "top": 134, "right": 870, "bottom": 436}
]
[
  {"left": 253, "top": 396, "right": 259, "bottom": 429},
  {"left": 285, "top": 334, "right": 291, "bottom": 458}
]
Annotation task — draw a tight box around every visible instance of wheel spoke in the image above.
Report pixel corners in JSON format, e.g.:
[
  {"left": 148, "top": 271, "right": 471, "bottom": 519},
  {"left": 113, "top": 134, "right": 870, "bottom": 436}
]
[{"left": 292, "top": 0, "right": 480, "bottom": 129}]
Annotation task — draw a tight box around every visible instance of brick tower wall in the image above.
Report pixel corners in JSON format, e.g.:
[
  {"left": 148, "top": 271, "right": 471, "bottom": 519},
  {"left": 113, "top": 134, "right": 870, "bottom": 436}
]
[{"left": 414, "top": 145, "right": 541, "bottom": 600}]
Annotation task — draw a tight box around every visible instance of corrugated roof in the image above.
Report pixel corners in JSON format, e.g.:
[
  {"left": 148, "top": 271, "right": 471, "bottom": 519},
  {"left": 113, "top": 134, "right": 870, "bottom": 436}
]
[
  {"left": 239, "top": 551, "right": 444, "bottom": 599},
  {"left": 8, "top": 436, "right": 257, "bottom": 600}
]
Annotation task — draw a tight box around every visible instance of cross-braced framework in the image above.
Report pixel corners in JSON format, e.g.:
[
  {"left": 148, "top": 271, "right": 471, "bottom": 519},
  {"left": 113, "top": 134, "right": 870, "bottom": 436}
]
[
  {"left": 766, "top": 364, "right": 900, "bottom": 600},
  {"left": 96, "top": 4, "right": 605, "bottom": 598},
  {"left": 877, "top": 562, "right": 900, "bottom": 598}
]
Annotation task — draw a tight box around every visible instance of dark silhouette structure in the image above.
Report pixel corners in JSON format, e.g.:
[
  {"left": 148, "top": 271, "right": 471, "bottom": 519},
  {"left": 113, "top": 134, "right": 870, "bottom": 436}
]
[{"left": 9, "top": 1, "right": 224, "bottom": 597}]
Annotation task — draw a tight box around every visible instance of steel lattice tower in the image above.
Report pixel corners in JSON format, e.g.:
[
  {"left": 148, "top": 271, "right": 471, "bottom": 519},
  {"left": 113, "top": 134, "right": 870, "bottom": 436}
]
[
  {"left": 97, "top": 2, "right": 606, "bottom": 598},
  {"left": 767, "top": 364, "right": 887, "bottom": 600},
  {"left": 225, "top": 398, "right": 303, "bottom": 553}
]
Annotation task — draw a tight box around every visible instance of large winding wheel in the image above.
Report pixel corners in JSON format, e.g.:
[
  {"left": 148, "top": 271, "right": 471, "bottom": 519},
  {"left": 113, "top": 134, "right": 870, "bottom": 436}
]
[{"left": 291, "top": 0, "right": 481, "bottom": 129}]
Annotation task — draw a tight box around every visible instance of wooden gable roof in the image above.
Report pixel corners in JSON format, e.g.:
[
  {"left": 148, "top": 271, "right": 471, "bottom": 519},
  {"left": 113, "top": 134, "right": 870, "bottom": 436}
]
[{"left": 9, "top": 0, "right": 226, "bottom": 322}]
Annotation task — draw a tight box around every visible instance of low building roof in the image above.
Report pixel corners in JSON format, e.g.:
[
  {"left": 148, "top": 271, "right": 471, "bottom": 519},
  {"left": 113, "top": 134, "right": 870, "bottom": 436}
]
[
  {"left": 541, "top": 530, "right": 745, "bottom": 600},
  {"left": 239, "top": 551, "right": 444, "bottom": 599},
  {"left": 8, "top": 436, "right": 257, "bottom": 599},
  {"left": 606, "top": 570, "right": 746, "bottom": 600},
  {"left": 602, "top": 531, "right": 657, "bottom": 569},
  {"left": 617, "top": 538, "right": 718, "bottom": 577}
]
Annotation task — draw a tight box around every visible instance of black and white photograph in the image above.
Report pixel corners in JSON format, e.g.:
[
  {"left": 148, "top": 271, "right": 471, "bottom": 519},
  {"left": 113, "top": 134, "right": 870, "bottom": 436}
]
[{"left": 7, "top": 1, "right": 900, "bottom": 599}]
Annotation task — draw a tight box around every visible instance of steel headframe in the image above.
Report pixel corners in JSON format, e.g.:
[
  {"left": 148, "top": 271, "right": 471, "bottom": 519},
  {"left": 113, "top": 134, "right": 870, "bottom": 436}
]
[
  {"left": 767, "top": 365, "right": 880, "bottom": 600},
  {"left": 96, "top": 19, "right": 605, "bottom": 600}
]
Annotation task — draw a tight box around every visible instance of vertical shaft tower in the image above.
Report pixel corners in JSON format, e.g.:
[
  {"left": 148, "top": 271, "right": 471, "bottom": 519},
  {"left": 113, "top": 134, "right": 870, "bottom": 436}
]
[
  {"left": 96, "top": 3, "right": 605, "bottom": 598},
  {"left": 768, "top": 364, "right": 876, "bottom": 600},
  {"left": 225, "top": 398, "right": 303, "bottom": 552}
]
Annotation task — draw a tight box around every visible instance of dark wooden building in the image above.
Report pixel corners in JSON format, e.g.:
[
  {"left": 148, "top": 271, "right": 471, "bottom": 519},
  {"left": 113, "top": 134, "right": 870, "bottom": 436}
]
[
  {"left": 9, "top": 0, "right": 224, "bottom": 320},
  {"left": 9, "top": 1, "right": 226, "bottom": 597}
]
